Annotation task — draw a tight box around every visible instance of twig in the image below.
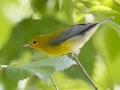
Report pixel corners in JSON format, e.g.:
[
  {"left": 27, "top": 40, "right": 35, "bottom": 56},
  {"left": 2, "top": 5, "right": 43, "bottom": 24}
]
[
  {"left": 51, "top": 76, "right": 59, "bottom": 90},
  {"left": 75, "top": 6, "right": 89, "bottom": 13},
  {"left": 74, "top": 56, "right": 98, "bottom": 90},
  {"left": 113, "top": 0, "right": 120, "bottom": 7}
]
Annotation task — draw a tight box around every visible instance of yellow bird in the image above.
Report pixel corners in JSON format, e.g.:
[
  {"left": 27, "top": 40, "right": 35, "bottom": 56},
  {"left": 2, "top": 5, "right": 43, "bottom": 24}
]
[{"left": 23, "top": 16, "right": 114, "bottom": 56}]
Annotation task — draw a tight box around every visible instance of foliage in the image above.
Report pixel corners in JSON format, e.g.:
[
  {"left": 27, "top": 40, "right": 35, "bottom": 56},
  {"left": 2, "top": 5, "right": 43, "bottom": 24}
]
[
  {"left": 0, "top": 0, "right": 120, "bottom": 90},
  {"left": 6, "top": 55, "right": 76, "bottom": 84}
]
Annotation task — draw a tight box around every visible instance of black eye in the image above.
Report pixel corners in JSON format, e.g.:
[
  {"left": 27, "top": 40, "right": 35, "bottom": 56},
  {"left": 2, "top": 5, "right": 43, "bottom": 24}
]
[{"left": 33, "top": 41, "right": 36, "bottom": 44}]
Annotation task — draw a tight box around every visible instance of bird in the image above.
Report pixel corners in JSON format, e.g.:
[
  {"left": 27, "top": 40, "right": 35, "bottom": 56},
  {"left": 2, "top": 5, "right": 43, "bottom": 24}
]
[{"left": 23, "top": 16, "right": 114, "bottom": 56}]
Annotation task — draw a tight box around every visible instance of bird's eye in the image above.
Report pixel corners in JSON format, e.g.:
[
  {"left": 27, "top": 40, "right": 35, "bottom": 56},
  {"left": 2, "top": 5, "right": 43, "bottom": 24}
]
[{"left": 33, "top": 41, "right": 37, "bottom": 44}]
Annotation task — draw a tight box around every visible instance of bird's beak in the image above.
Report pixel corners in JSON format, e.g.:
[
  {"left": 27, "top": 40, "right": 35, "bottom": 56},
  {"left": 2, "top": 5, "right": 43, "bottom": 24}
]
[{"left": 22, "top": 43, "right": 31, "bottom": 47}]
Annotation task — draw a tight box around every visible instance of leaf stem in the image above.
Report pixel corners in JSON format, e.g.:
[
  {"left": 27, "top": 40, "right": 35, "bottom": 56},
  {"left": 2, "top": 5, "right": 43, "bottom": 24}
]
[
  {"left": 51, "top": 76, "right": 59, "bottom": 90},
  {"left": 74, "top": 56, "right": 98, "bottom": 90}
]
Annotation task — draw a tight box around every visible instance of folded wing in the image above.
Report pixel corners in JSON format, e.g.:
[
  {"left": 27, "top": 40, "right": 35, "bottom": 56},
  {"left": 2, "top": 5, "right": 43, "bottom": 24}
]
[{"left": 49, "top": 23, "right": 98, "bottom": 46}]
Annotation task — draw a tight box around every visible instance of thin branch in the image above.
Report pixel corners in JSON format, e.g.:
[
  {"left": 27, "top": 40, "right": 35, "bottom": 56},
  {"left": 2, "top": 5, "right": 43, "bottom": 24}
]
[
  {"left": 74, "top": 56, "right": 98, "bottom": 90},
  {"left": 75, "top": 6, "right": 89, "bottom": 13},
  {"left": 51, "top": 76, "right": 59, "bottom": 90},
  {"left": 113, "top": 0, "right": 120, "bottom": 7}
]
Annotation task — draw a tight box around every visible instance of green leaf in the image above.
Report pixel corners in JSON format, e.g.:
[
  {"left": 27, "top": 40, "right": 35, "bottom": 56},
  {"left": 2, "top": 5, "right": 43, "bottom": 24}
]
[
  {"left": 7, "top": 65, "right": 54, "bottom": 84},
  {"left": 90, "top": 5, "right": 120, "bottom": 14},
  {"left": 6, "top": 55, "right": 76, "bottom": 84},
  {"left": 34, "top": 55, "right": 76, "bottom": 71}
]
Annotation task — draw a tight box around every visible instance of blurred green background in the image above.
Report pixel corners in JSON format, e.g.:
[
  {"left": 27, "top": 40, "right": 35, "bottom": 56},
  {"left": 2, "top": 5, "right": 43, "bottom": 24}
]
[{"left": 0, "top": 0, "right": 120, "bottom": 90}]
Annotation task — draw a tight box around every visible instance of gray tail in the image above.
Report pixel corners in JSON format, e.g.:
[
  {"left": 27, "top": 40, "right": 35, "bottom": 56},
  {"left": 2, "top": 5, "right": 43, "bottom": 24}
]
[{"left": 98, "top": 16, "right": 114, "bottom": 25}]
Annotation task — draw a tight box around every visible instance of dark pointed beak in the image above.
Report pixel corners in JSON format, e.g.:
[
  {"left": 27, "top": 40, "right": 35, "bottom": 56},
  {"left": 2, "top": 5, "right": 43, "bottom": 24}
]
[{"left": 22, "top": 43, "right": 31, "bottom": 47}]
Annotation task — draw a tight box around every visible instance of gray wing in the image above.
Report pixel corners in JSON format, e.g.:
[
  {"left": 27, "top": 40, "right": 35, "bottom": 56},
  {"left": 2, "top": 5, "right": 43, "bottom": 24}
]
[{"left": 49, "top": 23, "right": 98, "bottom": 46}]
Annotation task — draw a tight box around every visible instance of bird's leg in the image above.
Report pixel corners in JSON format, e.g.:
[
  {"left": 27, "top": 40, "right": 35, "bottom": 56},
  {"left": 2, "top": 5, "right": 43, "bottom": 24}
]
[{"left": 71, "top": 50, "right": 80, "bottom": 58}]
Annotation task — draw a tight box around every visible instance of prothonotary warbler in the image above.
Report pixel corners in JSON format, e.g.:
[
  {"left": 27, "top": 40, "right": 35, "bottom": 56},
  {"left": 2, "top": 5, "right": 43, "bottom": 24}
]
[{"left": 23, "top": 16, "right": 114, "bottom": 56}]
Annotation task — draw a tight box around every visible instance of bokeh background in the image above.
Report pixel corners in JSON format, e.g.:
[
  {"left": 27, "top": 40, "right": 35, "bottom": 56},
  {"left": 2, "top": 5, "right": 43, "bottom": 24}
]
[{"left": 0, "top": 0, "right": 120, "bottom": 90}]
